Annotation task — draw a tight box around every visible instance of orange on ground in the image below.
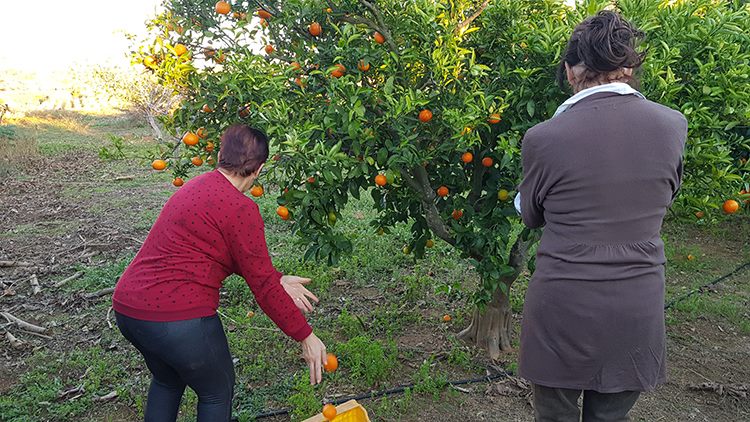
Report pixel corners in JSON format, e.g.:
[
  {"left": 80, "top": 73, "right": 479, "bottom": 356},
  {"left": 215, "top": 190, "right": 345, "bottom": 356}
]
[
  {"left": 695, "top": 211, "right": 705, "bottom": 219},
  {"left": 442, "top": 314, "right": 451, "bottom": 322},
  {"left": 172, "top": 177, "right": 184, "bottom": 187},
  {"left": 215, "top": 1, "right": 231, "bottom": 14},
  {"left": 324, "top": 353, "right": 338, "bottom": 372},
  {"left": 461, "top": 152, "right": 473, "bottom": 164},
  {"left": 687, "top": 254, "right": 695, "bottom": 261},
  {"left": 151, "top": 159, "right": 167, "bottom": 171},
  {"left": 373, "top": 31, "right": 385, "bottom": 44},
  {"left": 426, "top": 239, "right": 435, "bottom": 248},
  {"left": 191, "top": 157, "right": 204, "bottom": 167},
  {"left": 419, "top": 109, "right": 433, "bottom": 123},
  {"left": 257, "top": 9, "right": 272, "bottom": 19},
  {"left": 452, "top": 209, "right": 463, "bottom": 220},
  {"left": 482, "top": 157, "right": 494, "bottom": 167},
  {"left": 264, "top": 44, "right": 274, "bottom": 54},
  {"left": 250, "top": 185, "right": 264, "bottom": 197},
  {"left": 196, "top": 127, "right": 208, "bottom": 139},
  {"left": 246, "top": 310, "right": 255, "bottom": 318},
  {"left": 436, "top": 185, "right": 449, "bottom": 198},
  {"left": 205, "top": 142, "right": 215, "bottom": 153},
  {"left": 174, "top": 44, "right": 188, "bottom": 56},
  {"left": 722, "top": 199, "right": 740, "bottom": 214},
  {"left": 202, "top": 104, "right": 213, "bottom": 113},
  {"left": 183, "top": 132, "right": 200, "bottom": 146},
  {"left": 488, "top": 113, "right": 502, "bottom": 124},
  {"left": 375, "top": 174, "right": 387, "bottom": 187},
  {"left": 276, "top": 206, "right": 290, "bottom": 220},
  {"left": 357, "top": 60, "right": 370, "bottom": 72},
  {"left": 309, "top": 22, "right": 322, "bottom": 37},
  {"left": 322, "top": 404, "right": 337, "bottom": 421}
]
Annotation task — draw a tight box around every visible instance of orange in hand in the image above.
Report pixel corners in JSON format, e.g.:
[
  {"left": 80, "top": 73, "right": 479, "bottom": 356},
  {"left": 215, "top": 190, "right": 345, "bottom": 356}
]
[{"left": 323, "top": 353, "right": 338, "bottom": 373}]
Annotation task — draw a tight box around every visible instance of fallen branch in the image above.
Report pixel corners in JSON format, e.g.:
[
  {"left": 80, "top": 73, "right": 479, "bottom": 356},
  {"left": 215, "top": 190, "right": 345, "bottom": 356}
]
[
  {"left": 0, "top": 260, "right": 34, "bottom": 268},
  {"left": 106, "top": 306, "right": 114, "bottom": 329},
  {"left": 94, "top": 390, "right": 118, "bottom": 402},
  {"left": 112, "top": 175, "right": 136, "bottom": 181},
  {"left": 690, "top": 382, "right": 748, "bottom": 399},
  {"left": 5, "top": 331, "right": 25, "bottom": 349},
  {"left": 54, "top": 271, "right": 84, "bottom": 288},
  {"left": 83, "top": 287, "right": 115, "bottom": 299},
  {"left": 29, "top": 274, "right": 41, "bottom": 295},
  {"left": 1, "top": 312, "right": 48, "bottom": 334}
]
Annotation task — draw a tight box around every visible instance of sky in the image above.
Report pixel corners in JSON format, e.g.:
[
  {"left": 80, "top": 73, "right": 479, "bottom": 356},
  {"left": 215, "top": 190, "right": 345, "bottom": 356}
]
[{"left": 0, "top": 0, "right": 162, "bottom": 72}]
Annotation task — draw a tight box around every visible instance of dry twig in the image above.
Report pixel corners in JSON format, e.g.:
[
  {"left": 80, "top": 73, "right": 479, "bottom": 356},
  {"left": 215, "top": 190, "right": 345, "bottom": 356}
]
[{"left": 1, "top": 311, "right": 48, "bottom": 333}]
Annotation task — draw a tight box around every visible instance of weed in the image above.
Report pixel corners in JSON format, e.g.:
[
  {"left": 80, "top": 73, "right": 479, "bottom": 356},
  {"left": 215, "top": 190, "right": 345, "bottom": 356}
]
[{"left": 334, "top": 335, "right": 397, "bottom": 387}]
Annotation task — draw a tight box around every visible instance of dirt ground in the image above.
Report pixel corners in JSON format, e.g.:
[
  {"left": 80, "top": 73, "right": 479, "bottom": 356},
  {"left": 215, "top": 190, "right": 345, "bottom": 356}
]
[{"left": 1, "top": 112, "right": 748, "bottom": 421}]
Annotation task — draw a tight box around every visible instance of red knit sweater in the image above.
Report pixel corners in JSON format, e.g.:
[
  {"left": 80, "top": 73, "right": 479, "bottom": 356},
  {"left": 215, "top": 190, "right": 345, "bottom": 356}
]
[{"left": 112, "top": 170, "right": 312, "bottom": 342}]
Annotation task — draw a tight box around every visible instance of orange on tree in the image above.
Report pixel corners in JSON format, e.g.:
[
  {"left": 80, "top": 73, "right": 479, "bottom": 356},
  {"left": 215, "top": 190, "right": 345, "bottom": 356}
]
[
  {"left": 183, "top": 132, "right": 200, "bottom": 146},
  {"left": 357, "top": 59, "right": 370, "bottom": 72},
  {"left": 290, "top": 61, "right": 302, "bottom": 71},
  {"left": 257, "top": 8, "right": 272, "bottom": 20},
  {"left": 191, "top": 156, "right": 204, "bottom": 166},
  {"left": 373, "top": 31, "right": 385, "bottom": 44},
  {"left": 174, "top": 43, "right": 188, "bottom": 56},
  {"left": 374, "top": 174, "right": 387, "bottom": 187},
  {"left": 214, "top": 52, "right": 226, "bottom": 63},
  {"left": 143, "top": 56, "right": 157, "bottom": 68},
  {"left": 322, "top": 404, "right": 337, "bottom": 421},
  {"left": 418, "top": 109, "right": 433, "bottom": 123},
  {"left": 276, "top": 206, "right": 290, "bottom": 220},
  {"left": 307, "top": 176, "right": 316, "bottom": 184},
  {"left": 436, "top": 185, "right": 449, "bottom": 197},
  {"left": 442, "top": 314, "right": 452, "bottom": 322},
  {"left": 201, "top": 104, "right": 213, "bottom": 113},
  {"left": 695, "top": 211, "right": 705, "bottom": 219},
  {"left": 461, "top": 152, "right": 474, "bottom": 164},
  {"left": 205, "top": 141, "right": 215, "bottom": 153},
  {"left": 294, "top": 77, "right": 305, "bottom": 87},
  {"left": 330, "top": 63, "right": 346, "bottom": 78},
  {"left": 259, "top": 18, "right": 267, "bottom": 27},
  {"left": 488, "top": 113, "right": 502, "bottom": 124},
  {"left": 203, "top": 47, "right": 216, "bottom": 57},
  {"left": 250, "top": 185, "right": 264, "bottom": 197},
  {"left": 196, "top": 127, "right": 208, "bottom": 139},
  {"left": 452, "top": 209, "right": 464, "bottom": 220},
  {"left": 151, "top": 159, "right": 167, "bottom": 171},
  {"left": 323, "top": 353, "right": 338, "bottom": 372},
  {"left": 238, "top": 105, "right": 250, "bottom": 118},
  {"left": 309, "top": 22, "right": 322, "bottom": 37},
  {"left": 722, "top": 199, "right": 740, "bottom": 214},
  {"left": 172, "top": 177, "right": 184, "bottom": 187},
  {"left": 264, "top": 44, "right": 274, "bottom": 54},
  {"left": 215, "top": 1, "right": 230, "bottom": 15},
  {"left": 498, "top": 189, "right": 509, "bottom": 201},
  {"left": 207, "top": 156, "right": 216, "bottom": 166},
  {"left": 482, "top": 157, "right": 494, "bottom": 167}
]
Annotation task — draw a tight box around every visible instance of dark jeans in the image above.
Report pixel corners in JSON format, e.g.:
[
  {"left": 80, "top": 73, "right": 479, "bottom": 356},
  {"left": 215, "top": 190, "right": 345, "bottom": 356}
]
[
  {"left": 533, "top": 384, "right": 640, "bottom": 422},
  {"left": 115, "top": 312, "right": 235, "bottom": 422}
]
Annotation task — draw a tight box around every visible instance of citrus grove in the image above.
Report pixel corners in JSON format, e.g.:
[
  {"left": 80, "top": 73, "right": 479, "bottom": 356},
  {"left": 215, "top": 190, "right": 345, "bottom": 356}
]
[{"left": 138, "top": 0, "right": 749, "bottom": 358}]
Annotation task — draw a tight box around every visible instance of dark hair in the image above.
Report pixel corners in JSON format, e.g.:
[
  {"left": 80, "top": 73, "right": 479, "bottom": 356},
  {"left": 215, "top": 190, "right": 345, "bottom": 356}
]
[
  {"left": 218, "top": 124, "right": 269, "bottom": 177},
  {"left": 557, "top": 10, "right": 646, "bottom": 90}
]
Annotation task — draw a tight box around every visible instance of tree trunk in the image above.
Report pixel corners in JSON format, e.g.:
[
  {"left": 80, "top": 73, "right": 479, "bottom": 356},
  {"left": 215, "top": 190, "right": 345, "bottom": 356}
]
[
  {"left": 145, "top": 113, "right": 164, "bottom": 141},
  {"left": 458, "top": 282, "right": 513, "bottom": 360}
]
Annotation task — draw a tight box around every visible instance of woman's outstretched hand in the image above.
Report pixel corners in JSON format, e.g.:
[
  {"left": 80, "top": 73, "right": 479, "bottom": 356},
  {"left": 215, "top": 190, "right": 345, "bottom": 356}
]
[
  {"left": 301, "top": 332, "right": 327, "bottom": 385},
  {"left": 281, "top": 275, "right": 319, "bottom": 313}
]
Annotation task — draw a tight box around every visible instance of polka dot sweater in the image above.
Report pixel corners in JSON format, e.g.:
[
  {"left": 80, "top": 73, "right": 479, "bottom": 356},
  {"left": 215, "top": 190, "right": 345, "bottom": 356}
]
[{"left": 112, "top": 170, "right": 312, "bottom": 342}]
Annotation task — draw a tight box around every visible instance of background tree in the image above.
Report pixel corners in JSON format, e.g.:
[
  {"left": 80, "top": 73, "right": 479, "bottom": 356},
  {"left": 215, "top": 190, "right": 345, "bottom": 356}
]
[{"left": 139, "top": 0, "right": 750, "bottom": 359}]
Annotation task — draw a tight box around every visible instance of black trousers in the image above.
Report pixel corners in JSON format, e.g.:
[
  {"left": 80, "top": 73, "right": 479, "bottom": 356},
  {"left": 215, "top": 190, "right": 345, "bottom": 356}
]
[
  {"left": 533, "top": 384, "right": 640, "bottom": 422},
  {"left": 115, "top": 312, "right": 235, "bottom": 422}
]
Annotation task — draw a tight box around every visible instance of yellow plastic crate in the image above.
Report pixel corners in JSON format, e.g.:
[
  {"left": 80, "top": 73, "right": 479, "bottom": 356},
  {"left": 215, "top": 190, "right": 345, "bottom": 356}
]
[{"left": 302, "top": 400, "right": 371, "bottom": 422}]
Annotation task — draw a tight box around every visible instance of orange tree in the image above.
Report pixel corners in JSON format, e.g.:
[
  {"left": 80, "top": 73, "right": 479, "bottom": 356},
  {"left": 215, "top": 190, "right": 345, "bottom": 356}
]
[{"left": 138, "top": 0, "right": 749, "bottom": 359}]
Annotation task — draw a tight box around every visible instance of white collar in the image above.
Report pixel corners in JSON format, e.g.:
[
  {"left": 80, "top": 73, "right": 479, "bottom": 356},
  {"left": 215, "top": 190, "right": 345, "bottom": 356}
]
[{"left": 553, "top": 82, "right": 645, "bottom": 117}]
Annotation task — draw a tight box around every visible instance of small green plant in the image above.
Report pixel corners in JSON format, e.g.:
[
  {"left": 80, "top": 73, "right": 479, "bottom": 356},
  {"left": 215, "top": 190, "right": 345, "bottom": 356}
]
[
  {"left": 411, "top": 358, "right": 448, "bottom": 399},
  {"left": 98, "top": 134, "right": 128, "bottom": 160},
  {"left": 286, "top": 374, "right": 323, "bottom": 422},
  {"left": 337, "top": 307, "right": 365, "bottom": 339},
  {"left": 335, "top": 335, "right": 397, "bottom": 387},
  {"left": 0, "top": 124, "right": 16, "bottom": 139}
]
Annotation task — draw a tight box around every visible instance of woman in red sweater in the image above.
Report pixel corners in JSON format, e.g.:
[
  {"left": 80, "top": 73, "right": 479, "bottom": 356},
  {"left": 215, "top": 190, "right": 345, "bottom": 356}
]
[{"left": 113, "top": 125, "right": 326, "bottom": 421}]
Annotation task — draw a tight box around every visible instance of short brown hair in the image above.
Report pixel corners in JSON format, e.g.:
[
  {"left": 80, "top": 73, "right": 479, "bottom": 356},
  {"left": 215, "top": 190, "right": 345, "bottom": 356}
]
[
  {"left": 557, "top": 10, "right": 646, "bottom": 90},
  {"left": 217, "top": 124, "right": 269, "bottom": 177}
]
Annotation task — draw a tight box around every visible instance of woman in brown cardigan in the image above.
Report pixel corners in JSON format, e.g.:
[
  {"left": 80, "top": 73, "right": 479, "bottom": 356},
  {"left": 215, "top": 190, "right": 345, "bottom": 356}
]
[{"left": 518, "top": 11, "right": 687, "bottom": 422}]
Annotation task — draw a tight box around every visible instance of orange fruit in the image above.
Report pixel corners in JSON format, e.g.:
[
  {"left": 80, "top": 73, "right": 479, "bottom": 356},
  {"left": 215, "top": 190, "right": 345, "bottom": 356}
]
[
  {"left": 239, "top": 105, "right": 250, "bottom": 118},
  {"left": 151, "top": 159, "right": 167, "bottom": 171},
  {"left": 143, "top": 56, "right": 157, "bottom": 68},
  {"left": 259, "top": 18, "right": 267, "bottom": 27},
  {"left": 174, "top": 44, "right": 188, "bottom": 56},
  {"left": 232, "top": 11, "right": 241, "bottom": 19},
  {"left": 309, "top": 22, "right": 322, "bottom": 37},
  {"left": 246, "top": 310, "right": 255, "bottom": 318},
  {"left": 331, "top": 69, "right": 344, "bottom": 78},
  {"left": 482, "top": 157, "right": 494, "bottom": 167},
  {"left": 687, "top": 254, "right": 695, "bottom": 261},
  {"left": 191, "top": 156, "right": 204, "bottom": 166},
  {"left": 205, "top": 142, "right": 215, "bottom": 153},
  {"left": 324, "top": 353, "right": 338, "bottom": 372},
  {"left": 695, "top": 211, "right": 705, "bottom": 219},
  {"left": 183, "top": 132, "right": 200, "bottom": 146},
  {"left": 375, "top": 174, "right": 387, "bottom": 187},
  {"left": 207, "top": 156, "right": 215, "bottom": 166},
  {"left": 322, "top": 404, "right": 337, "bottom": 421},
  {"left": 214, "top": 52, "right": 226, "bottom": 63},
  {"left": 265, "top": 44, "right": 274, "bottom": 54},
  {"left": 326, "top": 7, "right": 333, "bottom": 13},
  {"left": 461, "top": 152, "right": 473, "bottom": 164},
  {"left": 419, "top": 109, "right": 433, "bottom": 123},
  {"left": 172, "top": 177, "right": 184, "bottom": 187},
  {"left": 276, "top": 206, "right": 290, "bottom": 220},
  {"left": 488, "top": 113, "right": 502, "bottom": 124},
  {"left": 196, "top": 127, "right": 208, "bottom": 139},
  {"left": 452, "top": 209, "right": 463, "bottom": 220},
  {"left": 722, "top": 199, "right": 740, "bottom": 214},
  {"left": 215, "top": 1, "right": 231, "bottom": 15},
  {"left": 373, "top": 31, "right": 385, "bottom": 44},
  {"left": 442, "top": 314, "right": 451, "bottom": 322},
  {"left": 203, "top": 48, "right": 216, "bottom": 57},
  {"left": 294, "top": 77, "right": 305, "bottom": 87},
  {"left": 257, "top": 8, "right": 272, "bottom": 19},
  {"left": 436, "top": 185, "right": 449, "bottom": 197},
  {"left": 291, "top": 61, "right": 301, "bottom": 71},
  {"left": 250, "top": 185, "right": 264, "bottom": 197},
  {"left": 202, "top": 104, "right": 213, "bottom": 113},
  {"left": 307, "top": 176, "right": 316, "bottom": 184},
  {"left": 426, "top": 239, "right": 435, "bottom": 248},
  {"left": 358, "top": 60, "right": 370, "bottom": 72},
  {"left": 498, "top": 189, "right": 509, "bottom": 201}
]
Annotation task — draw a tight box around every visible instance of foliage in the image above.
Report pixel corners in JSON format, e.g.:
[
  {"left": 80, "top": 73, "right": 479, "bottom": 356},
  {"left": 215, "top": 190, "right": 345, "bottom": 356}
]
[
  {"left": 0, "top": 124, "right": 16, "bottom": 139},
  {"left": 334, "top": 335, "right": 398, "bottom": 386},
  {"left": 286, "top": 374, "right": 323, "bottom": 422}
]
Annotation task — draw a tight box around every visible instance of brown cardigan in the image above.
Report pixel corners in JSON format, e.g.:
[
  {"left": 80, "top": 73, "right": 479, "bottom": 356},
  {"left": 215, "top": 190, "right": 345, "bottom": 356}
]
[{"left": 518, "top": 92, "right": 687, "bottom": 392}]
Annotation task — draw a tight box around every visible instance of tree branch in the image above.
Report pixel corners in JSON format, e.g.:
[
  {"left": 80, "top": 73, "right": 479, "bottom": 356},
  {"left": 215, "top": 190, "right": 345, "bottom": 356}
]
[
  {"left": 467, "top": 160, "right": 487, "bottom": 207},
  {"left": 401, "top": 167, "right": 455, "bottom": 246},
  {"left": 455, "top": 0, "right": 491, "bottom": 35}
]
